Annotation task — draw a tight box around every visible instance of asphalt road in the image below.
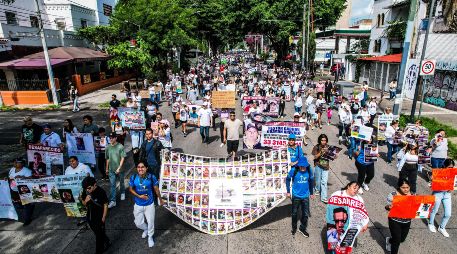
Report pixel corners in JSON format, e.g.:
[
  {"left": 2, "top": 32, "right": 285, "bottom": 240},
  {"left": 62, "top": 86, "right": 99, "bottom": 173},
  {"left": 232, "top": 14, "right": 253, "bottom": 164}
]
[{"left": 0, "top": 96, "right": 456, "bottom": 254}]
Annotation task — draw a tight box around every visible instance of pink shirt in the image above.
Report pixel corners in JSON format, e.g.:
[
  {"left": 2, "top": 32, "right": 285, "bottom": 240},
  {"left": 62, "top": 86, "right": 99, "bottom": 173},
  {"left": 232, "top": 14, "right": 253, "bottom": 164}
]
[{"left": 316, "top": 83, "right": 325, "bottom": 93}]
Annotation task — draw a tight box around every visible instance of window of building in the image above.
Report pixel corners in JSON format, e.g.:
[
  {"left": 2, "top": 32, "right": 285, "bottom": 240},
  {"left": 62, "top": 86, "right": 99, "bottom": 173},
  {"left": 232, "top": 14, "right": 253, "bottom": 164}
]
[
  {"left": 5, "top": 11, "right": 17, "bottom": 25},
  {"left": 377, "top": 14, "right": 380, "bottom": 27},
  {"left": 381, "top": 13, "right": 385, "bottom": 26},
  {"left": 80, "top": 19, "right": 87, "bottom": 28},
  {"left": 103, "top": 3, "right": 112, "bottom": 16},
  {"left": 373, "top": 40, "right": 382, "bottom": 53},
  {"left": 30, "top": 16, "right": 39, "bottom": 28}
]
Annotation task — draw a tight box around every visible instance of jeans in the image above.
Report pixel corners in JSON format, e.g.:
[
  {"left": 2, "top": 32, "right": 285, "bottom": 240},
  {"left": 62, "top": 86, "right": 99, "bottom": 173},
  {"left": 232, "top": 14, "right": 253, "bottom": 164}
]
[
  {"left": 150, "top": 94, "right": 155, "bottom": 102},
  {"left": 388, "top": 218, "right": 411, "bottom": 254},
  {"left": 348, "top": 138, "right": 357, "bottom": 159},
  {"left": 200, "top": 126, "right": 210, "bottom": 141},
  {"left": 294, "top": 106, "right": 302, "bottom": 113},
  {"left": 355, "top": 161, "right": 375, "bottom": 186},
  {"left": 109, "top": 171, "right": 125, "bottom": 202},
  {"left": 291, "top": 197, "right": 310, "bottom": 231},
  {"left": 429, "top": 191, "right": 452, "bottom": 229},
  {"left": 431, "top": 158, "right": 446, "bottom": 169},
  {"left": 72, "top": 97, "right": 79, "bottom": 111},
  {"left": 88, "top": 221, "right": 109, "bottom": 254},
  {"left": 387, "top": 143, "right": 399, "bottom": 163},
  {"left": 399, "top": 164, "right": 418, "bottom": 193},
  {"left": 313, "top": 165, "right": 329, "bottom": 200},
  {"left": 155, "top": 93, "right": 161, "bottom": 103},
  {"left": 389, "top": 90, "right": 396, "bottom": 99}
]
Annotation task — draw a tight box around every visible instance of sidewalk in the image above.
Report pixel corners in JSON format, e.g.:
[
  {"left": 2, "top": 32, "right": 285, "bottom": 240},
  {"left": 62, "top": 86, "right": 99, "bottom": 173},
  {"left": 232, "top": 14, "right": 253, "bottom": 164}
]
[{"left": 61, "top": 83, "right": 125, "bottom": 110}]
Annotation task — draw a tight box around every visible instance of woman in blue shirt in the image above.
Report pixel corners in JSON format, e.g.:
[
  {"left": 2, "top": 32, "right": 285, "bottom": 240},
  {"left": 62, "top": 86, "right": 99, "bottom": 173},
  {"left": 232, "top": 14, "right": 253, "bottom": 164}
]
[{"left": 354, "top": 136, "right": 377, "bottom": 194}]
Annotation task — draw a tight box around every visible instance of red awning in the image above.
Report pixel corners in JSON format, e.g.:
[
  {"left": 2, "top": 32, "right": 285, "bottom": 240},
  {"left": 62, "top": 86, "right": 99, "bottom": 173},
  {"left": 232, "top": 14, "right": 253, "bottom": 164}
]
[{"left": 358, "top": 54, "right": 402, "bottom": 63}]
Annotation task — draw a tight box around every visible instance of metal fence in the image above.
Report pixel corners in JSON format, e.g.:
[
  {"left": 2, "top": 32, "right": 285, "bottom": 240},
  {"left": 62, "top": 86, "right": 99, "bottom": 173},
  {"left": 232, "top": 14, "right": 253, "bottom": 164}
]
[{"left": 0, "top": 79, "right": 49, "bottom": 91}]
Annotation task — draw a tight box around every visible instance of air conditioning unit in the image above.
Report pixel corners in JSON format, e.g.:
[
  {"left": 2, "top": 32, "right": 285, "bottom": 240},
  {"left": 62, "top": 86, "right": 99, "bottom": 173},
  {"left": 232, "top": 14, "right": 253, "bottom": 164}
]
[{"left": 55, "top": 19, "right": 66, "bottom": 30}]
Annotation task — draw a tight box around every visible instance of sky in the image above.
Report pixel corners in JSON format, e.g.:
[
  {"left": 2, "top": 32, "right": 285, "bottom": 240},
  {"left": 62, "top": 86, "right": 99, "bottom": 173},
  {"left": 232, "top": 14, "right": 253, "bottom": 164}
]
[{"left": 350, "top": 0, "right": 374, "bottom": 25}]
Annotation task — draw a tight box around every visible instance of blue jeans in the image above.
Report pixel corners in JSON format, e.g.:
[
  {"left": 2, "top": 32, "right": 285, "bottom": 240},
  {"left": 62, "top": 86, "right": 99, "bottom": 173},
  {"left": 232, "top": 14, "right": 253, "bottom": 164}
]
[
  {"left": 389, "top": 90, "right": 396, "bottom": 99},
  {"left": 431, "top": 158, "right": 446, "bottom": 168},
  {"left": 200, "top": 126, "right": 210, "bottom": 141},
  {"left": 294, "top": 106, "right": 302, "bottom": 113},
  {"left": 109, "top": 171, "right": 125, "bottom": 202},
  {"left": 429, "top": 191, "right": 452, "bottom": 229},
  {"left": 348, "top": 137, "right": 357, "bottom": 159},
  {"left": 313, "top": 165, "right": 329, "bottom": 200},
  {"left": 291, "top": 197, "right": 310, "bottom": 231},
  {"left": 150, "top": 94, "right": 155, "bottom": 102},
  {"left": 155, "top": 93, "right": 161, "bottom": 103},
  {"left": 387, "top": 143, "right": 399, "bottom": 163}
]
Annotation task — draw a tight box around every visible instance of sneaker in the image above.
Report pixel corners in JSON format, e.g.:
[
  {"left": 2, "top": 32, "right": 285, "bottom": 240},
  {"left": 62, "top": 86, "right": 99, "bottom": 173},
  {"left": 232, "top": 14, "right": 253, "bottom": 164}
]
[
  {"left": 291, "top": 229, "right": 297, "bottom": 235},
  {"left": 385, "top": 237, "right": 391, "bottom": 252},
  {"left": 438, "top": 227, "right": 450, "bottom": 237},
  {"left": 428, "top": 224, "right": 437, "bottom": 233},
  {"left": 358, "top": 188, "right": 364, "bottom": 194},
  {"left": 298, "top": 228, "right": 309, "bottom": 238},
  {"left": 108, "top": 201, "right": 116, "bottom": 209},
  {"left": 148, "top": 236, "right": 155, "bottom": 248},
  {"left": 362, "top": 183, "right": 370, "bottom": 191},
  {"left": 121, "top": 193, "right": 126, "bottom": 201},
  {"left": 142, "top": 229, "right": 148, "bottom": 239},
  {"left": 220, "top": 143, "right": 225, "bottom": 147}
]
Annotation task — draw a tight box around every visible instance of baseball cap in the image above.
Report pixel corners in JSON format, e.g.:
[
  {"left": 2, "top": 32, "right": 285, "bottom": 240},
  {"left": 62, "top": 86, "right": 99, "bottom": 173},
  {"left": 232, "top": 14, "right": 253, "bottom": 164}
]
[
  {"left": 42, "top": 123, "right": 51, "bottom": 129},
  {"left": 288, "top": 133, "right": 296, "bottom": 139},
  {"left": 294, "top": 112, "right": 300, "bottom": 117}
]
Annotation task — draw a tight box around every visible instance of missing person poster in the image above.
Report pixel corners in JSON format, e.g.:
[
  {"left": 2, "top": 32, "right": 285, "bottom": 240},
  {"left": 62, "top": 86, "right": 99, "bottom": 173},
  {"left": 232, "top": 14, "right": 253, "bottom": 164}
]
[
  {"left": 322, "top": 146, "right": 343, "bottom": 161},
  {"left": 27, "top": 144, "right": 64, "bottom": 176},
  {"left": 418, "top": 146, "right": 432, "bottom": 165},
  {"left": 377, "top": 115, "right": 399, "bottom": 141},
  {"left": 431, "top": 168, "right": 457, "bottom": 191},
  {"left": 363, "top": 144, "right": 378, "bottom": 163},
  {"left": 388, "top": 195, "right": 435, "bottom": 219},
  {"left": 159, "top": 149, "right": 289, "bottom": 235},
  {"left": 350, "top": 124, "right": 373, "bottom": 141},
  {"left": 55, "top": 175, "right": 87, "bottom": 218},
  {"left": 16, "top": 177, "right": 62, "bottom": 205},
  {"left": 211, "top": 91, "right": 236, "bottom": 109},
  {"left": 283, "top": 85, "right": 291, "bottom": 101},
  {"left": 260, "top": 122, "right": 307, "bottom": 148},
  {"left": 67, "top": 133, "right": 96, "bottom": 165},
  {"left": 121, "top": 110, "right": 146, "bottom": 130},
  {"left": 242, "top": 96, "right": 280, "bottom": 117},
  {"left": 0, "top": 180, "right": 18, "bottom": 220},
  {"left": 326, "top": 191, "right": 369, "bottom": 254}
]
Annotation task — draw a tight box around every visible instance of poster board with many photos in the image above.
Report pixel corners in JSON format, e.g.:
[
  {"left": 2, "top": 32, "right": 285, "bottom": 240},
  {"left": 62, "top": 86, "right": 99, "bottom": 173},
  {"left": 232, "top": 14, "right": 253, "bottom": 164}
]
[
  {"left": 16, "top": 177, "right": 62, "bottom": 205},
  {"left": 27, "top": 144, "right": 64, "bottom": 176}
]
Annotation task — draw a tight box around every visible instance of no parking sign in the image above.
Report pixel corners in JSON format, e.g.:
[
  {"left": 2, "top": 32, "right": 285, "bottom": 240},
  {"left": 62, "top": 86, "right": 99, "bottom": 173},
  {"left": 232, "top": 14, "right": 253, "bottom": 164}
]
[{"left": 420, "top": 59, "right": 436, "bottom": 76}]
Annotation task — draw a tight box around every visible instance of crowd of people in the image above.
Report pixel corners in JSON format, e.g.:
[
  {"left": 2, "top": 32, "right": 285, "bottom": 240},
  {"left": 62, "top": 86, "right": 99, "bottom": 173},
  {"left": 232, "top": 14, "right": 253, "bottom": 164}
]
[{"left": 6, "top": 52, "right": 454, "bottom": 254}]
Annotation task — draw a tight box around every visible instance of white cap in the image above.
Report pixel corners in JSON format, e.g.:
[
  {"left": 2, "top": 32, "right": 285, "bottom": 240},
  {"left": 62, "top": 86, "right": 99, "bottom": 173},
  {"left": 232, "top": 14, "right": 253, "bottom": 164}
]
[{"left": 294, "top": 112, "right": 300, "bottom": 117}]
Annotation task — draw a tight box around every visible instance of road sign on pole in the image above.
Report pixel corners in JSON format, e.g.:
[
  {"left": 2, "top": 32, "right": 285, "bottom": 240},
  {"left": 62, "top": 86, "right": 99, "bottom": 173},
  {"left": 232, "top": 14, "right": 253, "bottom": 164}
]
[{"left": 420, "top": 59, "right": 436, "bottom": 76}]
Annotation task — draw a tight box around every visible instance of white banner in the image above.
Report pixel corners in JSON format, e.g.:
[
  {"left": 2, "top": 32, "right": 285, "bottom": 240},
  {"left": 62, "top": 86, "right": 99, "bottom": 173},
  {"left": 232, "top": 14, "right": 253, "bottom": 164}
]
[
  {"left": 402, "top": 58, "right": 420, "bottom": 100},
  {"left": 260, "top": 122, "right": 307, "bottom": 148},
  {"left": 0, "top": 180, "right": 18, "bottom": 220},
  {"left": 67, "top": 133, "right": 96, "bottom": 165}
]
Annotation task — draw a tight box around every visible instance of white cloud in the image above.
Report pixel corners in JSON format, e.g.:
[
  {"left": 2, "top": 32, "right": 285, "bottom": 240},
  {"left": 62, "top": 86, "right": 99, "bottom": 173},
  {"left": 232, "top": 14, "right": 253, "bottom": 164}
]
[{"left": 351, "top": 0, "right": 374, "bottom": 19}]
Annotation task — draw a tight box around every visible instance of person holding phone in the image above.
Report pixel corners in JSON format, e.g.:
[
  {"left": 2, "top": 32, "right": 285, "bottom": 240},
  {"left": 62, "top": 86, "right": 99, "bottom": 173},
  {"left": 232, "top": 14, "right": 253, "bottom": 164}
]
[{"left": 430, "top": 129, "right": 448, "bottom": 168}]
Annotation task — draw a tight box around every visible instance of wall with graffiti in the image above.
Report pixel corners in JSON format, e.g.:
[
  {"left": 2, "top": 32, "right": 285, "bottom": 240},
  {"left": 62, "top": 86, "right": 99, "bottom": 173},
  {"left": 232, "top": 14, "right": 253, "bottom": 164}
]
[{"left": 424, "top": 70, "right": 457, "bottom": 111}]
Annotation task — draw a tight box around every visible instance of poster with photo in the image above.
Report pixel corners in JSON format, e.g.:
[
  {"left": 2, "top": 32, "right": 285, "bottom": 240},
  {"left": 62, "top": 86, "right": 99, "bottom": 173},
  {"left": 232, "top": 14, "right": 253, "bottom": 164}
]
[
  {"left": 0, "top": 180, "right": 18, "bottom": 220},
  {"left": 260, "top": 122, "right": 307, "bottom": 148},
  {"left": 16, "top": 177, "right": 62, "bottom": 205},
  {"left": 388, "top": 195, "right": 435, "bottom": 219},
  {"left": 117, "top": 107, "right": 135, "bottom": 121},
  {"left": 363, "top": 144, "right": 378, "bottom": 163},
  {"left": 392, "top": 130, "right": 403, "bottom": 145},
  {"left": 159, "top": 149, "right": 289, "bottom": 235},
  {"left": 55, "top": 174, "right": 87, "bottom": 218},
  {"left": 350, "top": 125, "right": 373, "bottom": 141},
  {"left": 377, "top": 115, "right": 399, "bottom": 141},
  {"left": 322, "top": 146, "right": 343, "bottom": 161},
  {"left": 418, "top": 146, "right": 432, "bottom": 165},
  {"left": 27, "top": 144, "right": 64, "bottom": 176},
  {"left": 326, "top": 192, "right": 369, "bottom": 254},
  {"left": 431, "top": 168, "right": 457, "bottom": 191},
  {"left": 121, "top": 110, "right": 146, "bottom": 130},
  {"left": 242, "top": 96, "right": 280, "bottom": 117},
  {"left": 283, "top": 85, "right": 291, "bottom": 101},
  {"left": 66, "top": 133, "right": 96, "bottom": 165}
]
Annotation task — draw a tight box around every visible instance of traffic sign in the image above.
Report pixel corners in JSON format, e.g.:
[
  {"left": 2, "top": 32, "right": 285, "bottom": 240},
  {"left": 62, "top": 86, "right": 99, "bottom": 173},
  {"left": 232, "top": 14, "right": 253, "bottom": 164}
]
[{"left": 420, "top": 59, "right": 436, "bottom": 76}]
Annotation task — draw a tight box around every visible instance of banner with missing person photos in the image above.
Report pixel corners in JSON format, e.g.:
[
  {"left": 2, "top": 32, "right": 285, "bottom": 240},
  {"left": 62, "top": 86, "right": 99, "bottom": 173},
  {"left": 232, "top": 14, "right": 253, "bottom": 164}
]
[
  {"left": 27, "top": 144, "right": 64, "bottom": 176},
  {"left": 67, "top": 133, "right": 96, "bottom": 165},
  {"left": 55, "top": 175, "right": 87, "bottom": 218},
  {"left": 16, "top": 177, "right": 62, "bottom": 205},
  {"left": 260, "top": 122, "right": 307, "bottom": 148},
  {"left": 159, "top": 148, "right": 289, "bottom": 235}
]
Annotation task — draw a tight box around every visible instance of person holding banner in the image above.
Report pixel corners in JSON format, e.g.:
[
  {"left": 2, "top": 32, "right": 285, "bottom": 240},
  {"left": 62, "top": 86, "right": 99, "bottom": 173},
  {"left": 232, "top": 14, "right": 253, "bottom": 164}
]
[
  {"left": 428, "top": 158, "right": 454, "bottom": 238},
  {"left": 223, "top": 111, "right": 243, "bottom": 158},
  {"left": 385, "top": 120, "right": 400, "bottom": 164},
  {"left": 8, "top": 158, "right": 34, "bottom": 226},
  {"left": 430, "top": 129, "right": 448, "bottom": 169},
  {"left": 40, "top": 124, "right": 63, "bottom": 149},
  {"left": 385, "top": 178, "right": 413, "bottom": 254},
  {"left": 105, "top": 133, "right": 127, "bottom": 208},
  {"left": 139, "top": 128, "right": 164, "bottom": 179},
  {"left": 20, "top": 116, "right": 43, "bottom": 147},
  {"left": 65, "top": 156, "right": 94, "bottom": 177},
  {"left": 354, "top": 137, "right": 377, "bottom": 194},
  {"left": 398, "top": 144, "right": 419, "bottom": 194},
  {"left": 312, "top": 134, "right": 330, "bottom": 203}
]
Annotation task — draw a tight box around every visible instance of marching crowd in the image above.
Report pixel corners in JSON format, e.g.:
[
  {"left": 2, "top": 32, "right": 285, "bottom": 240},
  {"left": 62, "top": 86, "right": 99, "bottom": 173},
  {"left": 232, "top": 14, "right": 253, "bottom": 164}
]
[{"left": 6, "top": 52, "right": 454, "bottom": 254}]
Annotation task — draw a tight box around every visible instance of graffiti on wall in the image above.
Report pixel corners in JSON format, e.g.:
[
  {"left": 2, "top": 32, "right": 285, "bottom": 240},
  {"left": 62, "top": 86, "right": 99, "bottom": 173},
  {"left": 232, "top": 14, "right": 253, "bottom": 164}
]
[
  {"left": 424, "top": 70, "right": 457, "bottom": 111},
  {"left": 403, "top": 59, "right": 419, "bottom": 100}
]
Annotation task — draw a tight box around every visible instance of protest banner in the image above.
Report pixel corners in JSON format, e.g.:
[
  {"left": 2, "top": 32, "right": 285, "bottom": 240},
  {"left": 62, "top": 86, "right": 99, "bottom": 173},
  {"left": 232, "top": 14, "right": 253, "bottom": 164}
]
[
  {"left": 260, "top": 122, "right": 307, "bottom": 148},
  {"left": 117, "top": 107, "right": 135, "bottom": 121},
  {"left": 176, "top": 82, "right": 183, "bottom": 94},
  {"left": 139, "top": 90, "right": 149, "bottom": 99},
  {"left": 242, "top": 96, "right": 280, "bottom": 117},
  {"left": 326, "top": 192, "right": 369, "bottom": 254},
  {"left": 363, "top": 144, "right": 378, "bottom": 163},
  {"left": 377, "top": 115, "right": 399, "bottom": 141},
  {"left": 431, "top": 168, "right": 457, "bottom": 191},
  {"left": 27, "top": 144, "right": 64, "bottom": 176},
  {"left": 121, "top": 110, "right": 146, "bottom": 130},
  {"left": 211, "top": 91, "right": 236, "bottom": 109},
  {"left": 388, "top": 195, "right": 435, "bottom": 219},
  {"left": 322, "top": 146, "right": 343, "bottom": 161},
  {"left": 0, "top": 180, "right": 18, "bottom": 220},
  {"left": 392, "top": 130, "right": 403, "bottom": 145},
  {"left": 67, "top": 133, "right": 96, "bottom": 165},
  {"left": 159, "top": 149, "right": 289, "bottom": 235},
  {"left": 418, "top": 146, "right": 432, "bottom": 165},
  {"left": 283, "top": 85, "right": 291, "bottom": 101},
  {"left": 55, "top": 175, "right": 87, "bottom": 217},
  {"left": 16, "top": 177, "right": 61, "bottom": 205},
  {"left": 350, "top": 124, "right": 373, "bottom": 141}
]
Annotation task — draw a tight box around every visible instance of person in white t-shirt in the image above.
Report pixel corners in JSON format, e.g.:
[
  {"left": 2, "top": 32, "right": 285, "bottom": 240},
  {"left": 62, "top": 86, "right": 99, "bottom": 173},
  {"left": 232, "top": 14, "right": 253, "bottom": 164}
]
[
  {"left": 65, "top": 156, "right": 94, "bottom": 177},
  {"left": 368, "top": 97, "right": 378, "bottom": 126},
  {"left": 197, "top": 102, "right": 213, "bottom": 143},
  {"left": 179, "top": 102, "right": 189, "bottom": 137},
  {"left": 294, "top": 93, "right": 303, "bottom": 113},
  {"left": 8, "top": 158, "right": 34, "bottom": 225}
]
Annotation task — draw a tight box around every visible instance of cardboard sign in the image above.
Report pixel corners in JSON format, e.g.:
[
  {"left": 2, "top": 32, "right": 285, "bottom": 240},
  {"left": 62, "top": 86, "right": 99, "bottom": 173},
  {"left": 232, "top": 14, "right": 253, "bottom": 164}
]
[
  {"left": 431, "top": 168, "right": 457, "bottom": 191},
  {"left": 211, "top": 91, "right": 236, "bottom": 109},
  {"left": 388, "top": 195, "right": 435, "bottom": 219},
  {"left": 350, "top": 125, "right": 373, "bottom": 141}
]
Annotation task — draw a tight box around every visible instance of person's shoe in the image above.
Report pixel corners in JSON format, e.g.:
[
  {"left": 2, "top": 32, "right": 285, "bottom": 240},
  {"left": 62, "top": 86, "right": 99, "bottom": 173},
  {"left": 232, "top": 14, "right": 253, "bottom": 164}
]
[
  {"left": 438, "top": 227, "right": 450, "bottom": 237},
  {"left": 108, "top": 201, "right": 116, "bottom": 208},
  {"left": 121, "top": 193, "right": 126, "bottom": 201},
  {"left": 362, "top": 183, "right": 370, "bottom": 191},
  {"left": 220, "top": 143, "right": 225, "bottom": 147},
  {"left": 291, "top": 229, "right": 297, "bottom": 235},
  {"left": 428, "top": 224, "right": 437, "bottom": 233},
  {"left": 358, "top": 188, "right": 364, "bottom": 194},
  {"left": 385, "top": 237, "right": 391, "bottom": 252},
  {"left": 314, "top": 191, "right": 320, "bottom": 196},
  {"left": 298, "top": 228, "right": 309, "bottom": 238},
  {"left": 148, "top": 236, "right": 155, "bottom": 248},
  {"left": 142, "top": 229, "right": 148, "bottom": 239}
]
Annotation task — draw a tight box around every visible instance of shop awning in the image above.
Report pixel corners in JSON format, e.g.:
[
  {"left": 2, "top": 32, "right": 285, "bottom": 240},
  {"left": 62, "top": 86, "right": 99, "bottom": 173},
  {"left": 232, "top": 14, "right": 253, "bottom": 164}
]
[
  {"left": 358, "top": 54, "right": 402, "bottom": 63},
  {"left": 0, "top": 58, "right": 70, "bottom": 69}
]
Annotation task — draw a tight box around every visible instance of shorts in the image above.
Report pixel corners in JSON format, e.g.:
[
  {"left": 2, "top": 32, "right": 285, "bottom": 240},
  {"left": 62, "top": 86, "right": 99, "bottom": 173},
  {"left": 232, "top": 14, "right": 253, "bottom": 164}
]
[
  {"left": 227, "top": 140, "right": 239, "bottom": 154},
  {"left": 180, "top": 120, "right": 187, "bottom": 124}
]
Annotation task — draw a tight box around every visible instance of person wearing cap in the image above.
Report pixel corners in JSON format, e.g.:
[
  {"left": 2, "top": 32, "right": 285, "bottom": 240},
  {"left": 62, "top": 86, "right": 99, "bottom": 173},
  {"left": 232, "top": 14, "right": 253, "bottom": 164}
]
[
  {"left": 197, "top": 102, "right": 213, "bottom": 143},
  {"left": 286, "top": 156, "right": 313, "bottom": 237},
  {"left": 40, "top": 124, "right": 63, "bottom": 148},
  {"left": 223, "top": 111, "right": 243, "bottom": 158},
  {"left": 243, "top": 123, "right": 261, "bottom": 149},
  {"left": 81, "top": 176, "right": 110, "bottom": 253},
  {"left": 139, "top": 128, "right": 164, "bottom": 179},
  {"left": 105, "top": 133, "right": 127, "bottom": 208},
  {"left": 8, "top": 158, "right": 34, "bottom": 226},
  {"left": 287, "top": 133, "right": 307, "bottom": 169},
  {"left": 109, "top": 94, "right": 121, "bottom": 109},
  {"left": 20, "top": 116, "right": 43, "bottom": 147}
]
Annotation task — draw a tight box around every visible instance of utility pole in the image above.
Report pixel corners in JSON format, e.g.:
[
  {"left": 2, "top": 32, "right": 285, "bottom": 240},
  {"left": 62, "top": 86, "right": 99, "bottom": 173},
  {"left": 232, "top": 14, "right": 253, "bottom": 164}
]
[
  {"left": 411, "top": 0, "right": 436, "bottom": 121},
  {"left": 393, "top": 0, "right": 418, "bottom": 115},
  {"left": 306, "top": 0, "right": 311, "bottom": 71},
  {"left": 34, "top": 0, "right": 58, "bottom": 105},
  {"left": 301, "top": 3, "right": 306, "bottom": 71}
]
